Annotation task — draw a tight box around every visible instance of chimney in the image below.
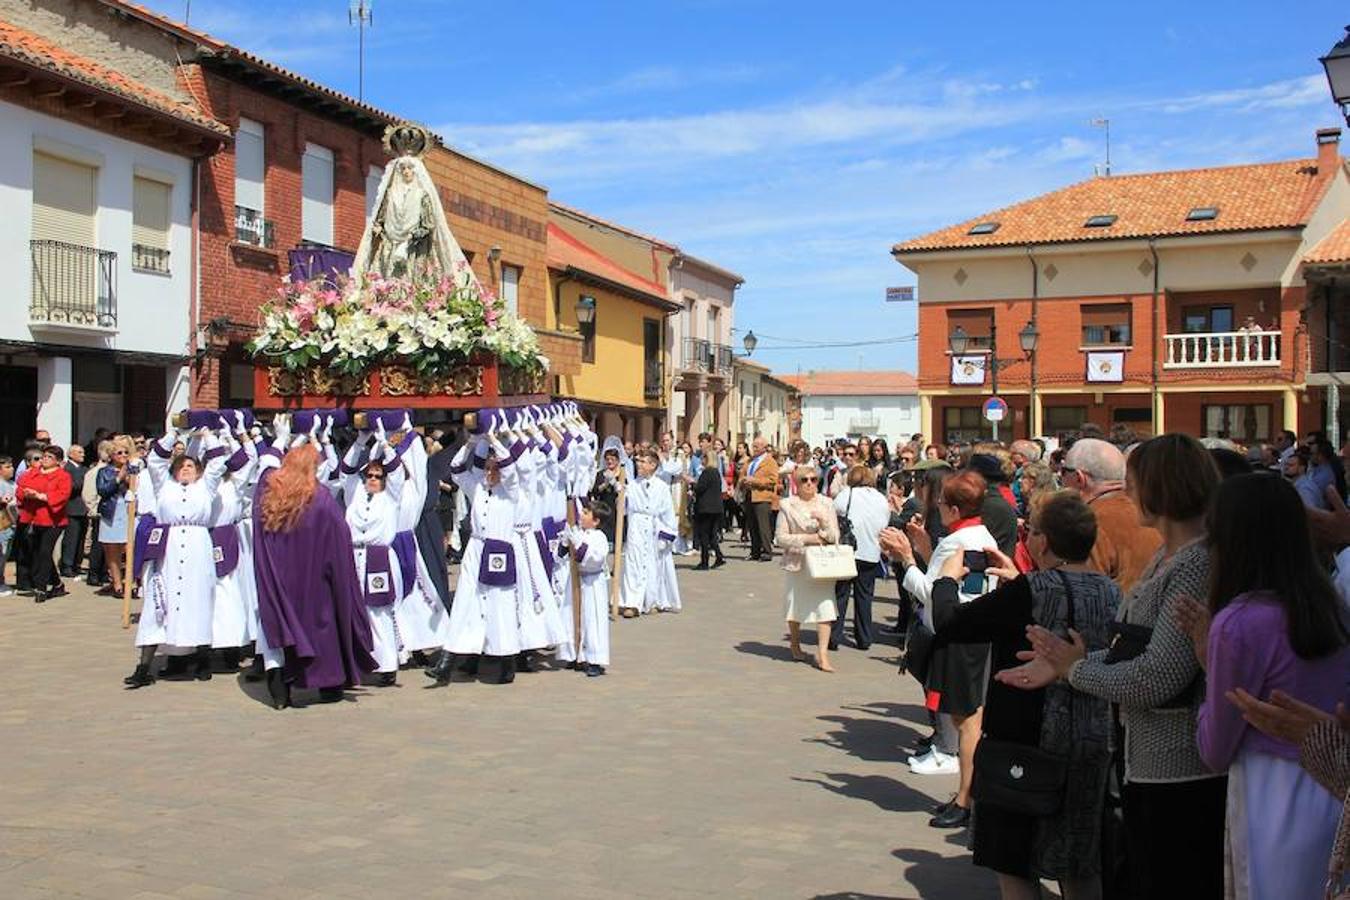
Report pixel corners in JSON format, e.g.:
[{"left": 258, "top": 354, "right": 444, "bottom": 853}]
[{"left": 1317, "top": 127, "right": 1342, "bottom": 172}]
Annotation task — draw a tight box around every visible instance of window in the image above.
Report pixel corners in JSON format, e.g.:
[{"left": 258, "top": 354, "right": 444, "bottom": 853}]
[
  {"left": 132, "top": 176, "right": 171, "bottom": 273},
  {"left": 32, "top": 152, "right": 96, "bottom": 246},
  {"left": 968, "top": 222, "right": 1000, "bottom": 235},
  {"left": 1186, "top": 207, "right": 1219, "bottom": 221},
  {"left": 500, "top": 264, "right": 520, "bottom": 316},
  {"left": 1043, "top": 406, "right": 1088, "bottom": 436},
  {"left": 943, "top": 406, "right": 992, "bottom": 443},
  {"left": 1084, "top": 214, "right": 1117, "bottom": 228},
  {"left": 644, "top": 318, "right": 661, "bottom": 399},
  {"left": 301, "top": 142, "right": 334, "bottom": 246},
  {"left": 364, "top": 165, "right": 383, "bottom": 223},
  {"left": 822, "top": 401, "right": 834, "bottom": 420},
  {"left": 1113, "top": 408, "right": 1152, "bottom": 424},
  {"left": 1081, "top": 303, "right": 1131, "bottom": 346},
  {"left": 234, "top": 118, "right": 265, "bottom": 215},
  {"left": 1182, "top": 305, "right": 1234, "bottom": 334},
  {"left": 706, "top": 306, "right": 717, "bottom": 342},
  {"left": 1203, "top": 404, "right": 1270, "bottom": 443},
  {"left": 947, "top": 307, "right": 994, "bottom": 351}
]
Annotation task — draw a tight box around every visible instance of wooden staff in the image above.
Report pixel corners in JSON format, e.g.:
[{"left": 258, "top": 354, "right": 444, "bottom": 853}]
[
  {"left": 567, "top": 496, "right": 583, "bottom": 656},
  {"left": 120, "top": 469, "right": 138, "bottom": 629},
  {"left": 608, "top": 465, "right": 627, "bottom": 619}
]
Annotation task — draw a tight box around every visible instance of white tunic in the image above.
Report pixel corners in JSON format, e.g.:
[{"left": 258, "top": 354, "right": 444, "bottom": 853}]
[
  {"left": 135, "top": 434, "right": 226, "bottom": 649},
  {"left": 345, "top": 483, "right": 403, "bottom": 673},
  {"left": 208, "top": 439, "right": 258, "bottom": 649},
  {"left": 556, "top": 526, "right": 611, "bottom": 666},
  {"left": 619, "top": 475, "right": 681, "bottom": 613},
  {"left": 512, "top": 441, "right": 569, "bottom": 650}
]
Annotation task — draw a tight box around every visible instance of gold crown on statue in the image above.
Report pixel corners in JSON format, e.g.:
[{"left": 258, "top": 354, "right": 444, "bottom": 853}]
[{"left": 383, "top": 122, "right": 431, "bottom": 158}]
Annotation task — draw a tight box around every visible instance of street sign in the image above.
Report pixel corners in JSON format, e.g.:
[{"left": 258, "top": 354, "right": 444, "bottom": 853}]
[
  {"left": 983, "top": 396, "right": 1008, "bottom": 423},
  {"left": 885, "top": 286, "right": 914, "bottom": 302}
]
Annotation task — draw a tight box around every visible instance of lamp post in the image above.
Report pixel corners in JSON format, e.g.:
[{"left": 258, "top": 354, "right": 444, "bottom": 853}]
[
  {"left": 948, "top": 320, "right": 1038, "bottom": 442},
  {"left": 1321, "top": 26, "right": 1350, "bottom": 126},
  {"left": 575, "top": 294, "right": 597, "bottom": 327},
  {"left": 742, "top": 330, "right": 758, "bottom": 356},
  {"left": 1020, "top": 320, "right": 1041, "bottom": 437}
]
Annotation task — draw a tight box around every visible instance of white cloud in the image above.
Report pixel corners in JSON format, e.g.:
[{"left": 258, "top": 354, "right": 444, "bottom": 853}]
[
  {"left": 566, "top": 64, "right": 762, "bottom": 102},
  {"left": 1155, "top": 74, "right": 1327, "bottom": 114}
]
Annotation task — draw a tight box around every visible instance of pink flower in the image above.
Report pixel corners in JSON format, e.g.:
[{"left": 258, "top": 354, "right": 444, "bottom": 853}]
[
  {"left": 320, "top": 289, "right": 341, "bottom": 307},
  {"left": 484, "top": 306, "right": 498, "bottom": 327}
]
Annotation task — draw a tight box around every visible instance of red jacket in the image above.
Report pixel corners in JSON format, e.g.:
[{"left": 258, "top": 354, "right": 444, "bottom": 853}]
[{"left": 17, "top": 465, "right": 72, "bottom": 527}]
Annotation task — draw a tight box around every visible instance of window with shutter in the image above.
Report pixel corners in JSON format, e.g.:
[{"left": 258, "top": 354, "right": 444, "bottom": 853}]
[
  {"left": 947, "top": 308, "right": 994, "bottom": 350},
  {"left": 32, "top": 152, "right": 96, "bottom": 246},
  {"left": 234, "top": 118, "right": 265, "bottom": 214},
  {"left": 132, "top": 177, "right": 171, "bottom": 273},
  {"left": 501, "top": 264, "right": 520, "bottom": 315},
  {"left": 301, "top": 142, "right": 334, "bottom": 246},
  {"left": 1080, "top": 303, "right": 1131, "bottom": 346}
]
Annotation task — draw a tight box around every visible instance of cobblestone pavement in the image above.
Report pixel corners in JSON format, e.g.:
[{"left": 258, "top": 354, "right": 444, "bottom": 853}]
[{"left": 0, "top": 543, "right": 999, "bottom": 900}]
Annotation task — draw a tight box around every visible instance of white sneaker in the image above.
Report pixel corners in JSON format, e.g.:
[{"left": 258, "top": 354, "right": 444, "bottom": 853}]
[
  {"left": 0, "top": 586, "right": 12, "bottom": 597},
  {"left": 910, "top": 749, "right": 959, "bottom": 775},
  {"left": 906, "top": 747, "right": 933, "bottom": 767}
]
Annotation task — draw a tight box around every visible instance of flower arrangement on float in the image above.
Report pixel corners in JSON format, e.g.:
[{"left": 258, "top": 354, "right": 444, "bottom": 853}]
[{"left": 247, "top": 259, "right": 547, "bottom": 378}]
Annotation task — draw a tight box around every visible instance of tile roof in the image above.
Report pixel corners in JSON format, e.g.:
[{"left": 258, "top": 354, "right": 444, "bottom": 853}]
[
  {"left": 0, "top": 17, "right": 228, "bottom": 138},
  {"left": 893, "top": 158, "right": 1339, "bottom": 254},
  {"left": 547, "top": 224, "right": 677, "bottom": 309},
  {"left": 1304, "top": 217, "right": 1350, "bottom": 266},
  {"left": 779, "top": 370, "right": 917, "bottom": 397}
]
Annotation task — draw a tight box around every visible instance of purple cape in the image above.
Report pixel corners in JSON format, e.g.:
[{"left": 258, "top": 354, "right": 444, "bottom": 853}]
[{"left": 253, "top": 470, "right": 375, "bottom": 689}]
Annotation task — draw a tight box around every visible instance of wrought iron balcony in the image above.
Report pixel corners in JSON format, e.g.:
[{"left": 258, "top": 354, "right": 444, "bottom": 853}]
[
  {"left": 1163, "top": 331, "right": 1281, "bottom": 368},
  {"left": 30, "top": 240, "right": 117, "bottom": 331},
  {"left": 713, "top": 342, "right": 734, "bottom": 375},
  {"left": 644, "top": 359, "right": 664, "bottom": 399},
  {"left": 681, "top": 337, "right": 713, "bottom": 372},
  {"left": 234, "top": 205, "right": 275, "bottom": 249},
  {"left": 132, "top": 243, "right": 170, "bottom": 274}
]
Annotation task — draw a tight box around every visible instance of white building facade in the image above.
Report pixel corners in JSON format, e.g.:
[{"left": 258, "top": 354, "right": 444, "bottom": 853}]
[
  {"left": 732, "top": 358, "right": 798, "bottom": 449},
  {"left": 0, "top": 2, "right": 228, "bottom": 452},
  {"left": 669, "top": 254, "right": 743, "bottom": 442},
  {"left": 783, "top": 372, "right": 921, "bottom": 448}
]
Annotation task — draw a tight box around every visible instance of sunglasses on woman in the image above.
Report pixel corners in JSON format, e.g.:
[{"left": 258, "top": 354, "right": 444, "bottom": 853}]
[{"left": 365, "top": 472, "right": 386, "bottom": 482}]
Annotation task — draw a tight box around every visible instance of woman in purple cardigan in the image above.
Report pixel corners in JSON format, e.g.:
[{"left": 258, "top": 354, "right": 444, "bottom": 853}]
[{"left": 1178, "top": 473, "right": 1350, "bottom": 900}]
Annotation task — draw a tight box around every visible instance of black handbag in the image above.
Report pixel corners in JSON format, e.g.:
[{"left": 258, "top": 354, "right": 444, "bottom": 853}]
[
  {"left": 837, "top": 488, "right": 858, "bottom": 549},
  {"left": 1105, "top": 620, "right": 1201, "bottom": 709},
  {"left": 972, "top": 570, "right": 1075, "bottom": 817}
]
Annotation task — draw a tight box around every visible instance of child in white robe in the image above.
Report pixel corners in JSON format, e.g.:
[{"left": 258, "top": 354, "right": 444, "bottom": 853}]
[
  {"left": 618, "top": 449, "right": 682, "bottom": 616},
  {"left": 556, "top": 499, "right": 611, "bottom": 676}
]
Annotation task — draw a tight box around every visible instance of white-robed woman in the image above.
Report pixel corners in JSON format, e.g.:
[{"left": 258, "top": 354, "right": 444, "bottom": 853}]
[
  {"left": 619, "top": 448, "right": 681, "bottom": 617},
  {"left": 124, "top": 428, "right": 228, "bottom": 688},
  {"left": 343, "top": 455, "right": 404, "bottom": 686},
  {"left": 428, "top": 433, "right": 527, "bottom": 685}
]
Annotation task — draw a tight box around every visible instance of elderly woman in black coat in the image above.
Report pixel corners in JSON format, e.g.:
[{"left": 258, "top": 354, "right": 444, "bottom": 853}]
[{"left": 692, "top": 448, "right": 725, "bottom": 569}]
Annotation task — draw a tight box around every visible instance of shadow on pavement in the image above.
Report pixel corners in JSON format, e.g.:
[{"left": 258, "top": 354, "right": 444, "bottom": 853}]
[
  {"left": 811, "top": 892, "right": 908, "bottom": 899},
  {"left": 793, "top": 771, "right": 936, "bottom": 814},
  {"left": 841, "top": 700, "right": 929, "bottom": 722},
  {"left": 733, "top": 640, "right": 804, "bottom": 663},
  {"left": 808, "top": 710, "right": 923, "bottom": 762},
  {"left": 891, "top": 847, "right": 996, "bottom": 899}
]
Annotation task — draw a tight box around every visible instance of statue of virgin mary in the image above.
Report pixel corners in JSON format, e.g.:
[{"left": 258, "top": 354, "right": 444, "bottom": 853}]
[{"left": 352, "top": 123, "right": 481, "bottom": 288}]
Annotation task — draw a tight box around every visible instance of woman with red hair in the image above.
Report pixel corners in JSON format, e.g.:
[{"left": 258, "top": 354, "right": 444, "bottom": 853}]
[{"left": 252, "top": 442, "right": 374, "bottom": 708}]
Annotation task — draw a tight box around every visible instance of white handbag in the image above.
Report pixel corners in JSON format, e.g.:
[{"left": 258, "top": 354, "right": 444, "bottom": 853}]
[{"left": 804, "top": 543, "right": 857, "bottom": 580}]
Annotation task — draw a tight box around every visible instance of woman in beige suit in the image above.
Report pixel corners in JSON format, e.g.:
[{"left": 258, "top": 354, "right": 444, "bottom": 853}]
[{"left": 775, "top": 465, "right": 840, "bottom": 671}]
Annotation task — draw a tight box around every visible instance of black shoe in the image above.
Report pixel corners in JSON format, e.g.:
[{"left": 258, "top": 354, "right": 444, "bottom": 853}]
[
  {"left": 193, "top": 647, "right": 213, "bottom": 681},
  {"left": 46, "top": 584, "right": 68, "bottom": 599},
  {"left": 59, "top": 567, "right": 76, "bottom": 578},
  {"left": 265, "top": 668, "right": 291, "bottom": 709},
  {"left": 407, "top": 650, "right": 429, "bottom": 669},
  {"left": 317, "top": 687, "right": 345, "bottom": 703},
  {"left": 86, "top": 576, "right": 104, "bottom": 588},
  {"left": 424, "top": 649, "right": 455, "bottom": 686},
  {"left": 930, "top": 794, "right": 955, "bottom": 815},
  {"left": 216, "top": 647, "right": 242, "bottom": 674},
  {"left": 692, "top": 563, "right": 709, "bottom": 570},
  {"left": 910, "top": 736, "right": 935, "bottom": 758},
  {"left": 124, "top": 663, "right": 155, "bottom": 689},
  {"left": 376, "top": 671, "right": 397, "bottom": 687},
  {"left": 15, "top": 587, "right": 34, "bottom": 596},
  {"left": 161, "top": 655, "right": 191, "bottom": 679},
  {"left": 481, "top": 655, "right": 515, "bottom": 684},
  {"left": 827, "top": 642, "right": 839, "bottom": 652},
  {"left": 33, "top": 591, "right": 47, "bottom": 603},
  {"left": 712, "top": 557, "right": 727, "bottom": 568},
  {"left": 244, "top": 656, "right": 265, "bottom": 682},
  {"left": 857, "top": 643, "right": 871, "bottom": 651},
  {"left": 515, "top": 651, "right": 538, "bottom": 673},
  {"left": 584, "top": 664, "right": 605, "bottom": 677},
  {"left": 929, "top": 803, "right": 971, "bottom": 829}
]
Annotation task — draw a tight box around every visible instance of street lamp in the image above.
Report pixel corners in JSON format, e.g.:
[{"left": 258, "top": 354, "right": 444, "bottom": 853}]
[
  {"left": 1018, "top": 320, "right": 1040, "bottom": 355},
  {"left": 575, "top": 294, "right": 597, "bottom": 327},
  {"left": 1321, "top": 26, "right": 1350, "bottom": 126},
  {"left": 948, "top": 325, "right": 970, "bottom": 356},
  {"left": 742, "top": 330, "right": 758, "bottom": 356},
  {"left": 947, "top": 320, "right": 1038, "bottom": 441}
]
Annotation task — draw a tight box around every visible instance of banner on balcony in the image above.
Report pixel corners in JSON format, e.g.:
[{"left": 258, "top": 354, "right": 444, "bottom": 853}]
[
  {"left": 1085, "top": 350, "right": 1125, "bottom": 383},
  {"left": 950, "top": 355, "right": 987, "bottom": 386}
]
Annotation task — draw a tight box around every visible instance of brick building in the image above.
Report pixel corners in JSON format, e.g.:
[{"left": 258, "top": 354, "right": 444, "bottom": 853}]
[{"left": 893, "top": 130, "right": 1350, "bottom": 445}]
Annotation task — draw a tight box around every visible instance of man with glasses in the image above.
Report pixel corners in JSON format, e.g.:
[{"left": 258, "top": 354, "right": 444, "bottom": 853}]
[
  {"left": 1062, "top": 437, "right": 1160, "bottom": 594},
  {"left": 829, "top": 443, "right": 859, "bottom": 499}
]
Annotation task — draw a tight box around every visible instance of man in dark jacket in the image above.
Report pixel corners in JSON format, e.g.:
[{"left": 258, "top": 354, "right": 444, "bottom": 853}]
[
  {"left": 59, "top": 444, "right": 89, "bottom": 577},
  {"left": 967, "top": 453, "right": 1018, "bottom": 556},
  {"left": 691, "top": 450, "right": 725, "bottom": 569}
]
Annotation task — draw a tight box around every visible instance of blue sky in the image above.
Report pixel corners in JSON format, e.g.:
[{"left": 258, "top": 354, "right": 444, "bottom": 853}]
[{"left": 153, "top": 1, "right": 1347, "bottom": 376}]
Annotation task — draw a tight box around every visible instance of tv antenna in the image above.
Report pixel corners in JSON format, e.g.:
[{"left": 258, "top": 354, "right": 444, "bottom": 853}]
[
  {"left": 1090, "top": 117, "right": 1111, "bottom": 176},
  {"left": 349, "top": 0, "right": 373, "bottom": 101}
]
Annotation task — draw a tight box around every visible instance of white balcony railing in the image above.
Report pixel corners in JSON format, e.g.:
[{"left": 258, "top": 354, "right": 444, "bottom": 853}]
[
  {"left": 1163, "top": 330, "right": 1281, "bottom": 368},
  {"left": 848, "top": 416, "right": 879, "bottom": 432}
]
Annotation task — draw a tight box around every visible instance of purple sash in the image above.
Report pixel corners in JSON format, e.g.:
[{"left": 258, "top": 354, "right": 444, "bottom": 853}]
[
  {"left": 658, "top": 530, "right": 676, "bottom": 543},
  {"left": 391, "top": 530, "right": 418, "bottom": 599},
  {"left": 541, "top": 516, "right": 564, "bottom": 541},
  {"left": 478, "top": 537, "right": 516, "bottom": 587},
  {"left": 132, "top": 512, "right": 159, "bottom": 577},
  {"left": 533, "top": 530, "right": 553, "bottom": 579},
  {"left": 210, "top": 525, "right": 240, "bottom": 578},
  {"left": 361, "top": 544, "right": 396, "bottom": 607}
]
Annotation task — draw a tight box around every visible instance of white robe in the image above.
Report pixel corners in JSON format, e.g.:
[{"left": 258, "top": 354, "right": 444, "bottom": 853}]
[
  {"left": 619, "top": 476, "right": 681, "bottom": 613},
  {"left": 345, "top": 483, "right": 403, "bottom": 673},
  {"left": 135, "top": 434, "right": 226, "bottom": 649},
  {"left": 208, "top": 439, "right": 258, "bottom": 649},
  {"left": 513, "top": 441, "right": 569, "bottom": 651},
  {"left": 556, "top": 527, "right": 611, "bottom": 666}
]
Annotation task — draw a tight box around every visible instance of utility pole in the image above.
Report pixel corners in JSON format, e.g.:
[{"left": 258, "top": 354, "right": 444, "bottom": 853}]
[{"left": 349, "top": 1, "right": 373, "bottom": 102}]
